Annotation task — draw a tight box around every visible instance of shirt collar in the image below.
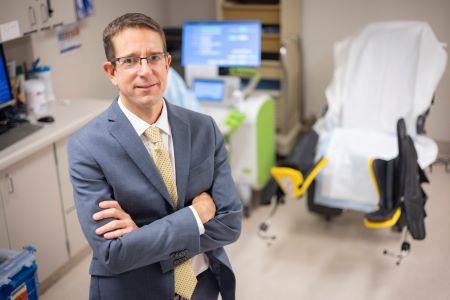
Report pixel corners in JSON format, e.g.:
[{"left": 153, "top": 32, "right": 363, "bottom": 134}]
[{"left": 118, "top": 96, "right": 172, "bottom": 138}]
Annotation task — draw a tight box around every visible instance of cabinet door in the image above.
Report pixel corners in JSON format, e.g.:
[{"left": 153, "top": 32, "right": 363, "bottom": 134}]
[
  {"left": 36, "top": 0, "right": 52, "bottom": 31},
  {"left": 0, "top": 194, "right": 10, "bottom": 248},
  {"left": 55, "top": 139, "right": 88, "bottom": 257},
  {"left": 0, "top": 145, "right": 69, "bottom": 282},
  {"left": 47, "top": 0, "right": 77, "bottom": 29},
  {"left": 0, "top": 0, "right": 41, "bottom": 37},
  {"left": 0, "top": 0, "right": 77, "bottom": 41}
]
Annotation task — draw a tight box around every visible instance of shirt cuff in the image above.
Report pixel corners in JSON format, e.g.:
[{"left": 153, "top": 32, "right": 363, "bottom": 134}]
[{"left": 189, "top": 206, "right": 205, "bottom": 235}]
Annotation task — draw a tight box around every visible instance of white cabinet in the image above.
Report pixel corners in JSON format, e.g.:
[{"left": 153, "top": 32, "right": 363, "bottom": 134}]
[
  {"left": 0, "top": 0, "right": 77, "bottom": 42},
  {"left": 0, "top": 145, "right": 69, "bottom": 282},
  {"left": 0, "top": 0, "right": 37, "bottom": 37},
  {"left": 0, "top": 99, "right": 108, "bottom": 285},
  {"left": 55, "top": 138, "right": 87, "bottom": 257},
  {"left": 0, "top": 194, "right": 9, "bottom": 248},
  {"left": 47, "top": 0, "right": 78, "bottom": 29}
]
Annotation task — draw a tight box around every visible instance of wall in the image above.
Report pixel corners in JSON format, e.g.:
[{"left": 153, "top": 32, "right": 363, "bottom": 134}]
[
  {"left": 30, "top": 0, "right": 169, "bottom": 101},
  {"left": 29, "top": 0, "right": 450, "bottom": 142},
  {"left": 30, "top": 0, "right": 215, "bottom": 102},
  {"left": 166, "top": 0, "right": 216, "bottom": 27},
  {"left": 301, "top": 0, "right": 450, "bottom": 142},
  {"left": 3, "top": 36, "right": 34, "bottom": 71}
]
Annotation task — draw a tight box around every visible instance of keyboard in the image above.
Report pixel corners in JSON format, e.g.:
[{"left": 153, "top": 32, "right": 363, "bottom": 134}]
[{"left": 0, "top": 122, "right": 43, "bottom": 151}]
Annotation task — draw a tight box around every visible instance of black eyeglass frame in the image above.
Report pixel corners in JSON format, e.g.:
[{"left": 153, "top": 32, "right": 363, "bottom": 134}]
[{"left": 109, "top": 51, "right": 170, "bottom": 66}]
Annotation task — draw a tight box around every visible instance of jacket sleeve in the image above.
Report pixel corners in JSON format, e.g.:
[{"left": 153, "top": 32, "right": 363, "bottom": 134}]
[
  {"left": 199, "top": 117, "right": 243, "bottom": 252},
  {"left": 68, "top": 135, "right": 201, "bottom": 275}
]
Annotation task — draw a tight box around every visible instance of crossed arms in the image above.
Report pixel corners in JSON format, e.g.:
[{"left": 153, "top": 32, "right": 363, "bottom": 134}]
[
  {"left": 68, "top": 117, "right": 242, "bottom": 275},
  {"left": 93, "top": 192, "right": 216, "bottom": 239}
]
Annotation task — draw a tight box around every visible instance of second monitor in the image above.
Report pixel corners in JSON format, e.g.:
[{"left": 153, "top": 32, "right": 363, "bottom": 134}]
[{"left": 192, "top": 76, "right": 241, "bottom": 105}]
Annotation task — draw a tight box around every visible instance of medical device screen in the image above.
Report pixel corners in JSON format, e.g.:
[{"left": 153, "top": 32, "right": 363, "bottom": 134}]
[
  {"left": 192, "top": 79, "right": 225, "bottom": 103},
  {"left": 182, "top": 20, "right": 261, "bottom": 67}
]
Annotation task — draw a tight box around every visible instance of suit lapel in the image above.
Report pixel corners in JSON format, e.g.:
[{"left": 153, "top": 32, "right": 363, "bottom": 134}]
[
  {"left": 106, "top": 99, "right": 173, "bottom": 207},
  {"left": 167, "top": 102, "right": 191, "bottom": 210}
]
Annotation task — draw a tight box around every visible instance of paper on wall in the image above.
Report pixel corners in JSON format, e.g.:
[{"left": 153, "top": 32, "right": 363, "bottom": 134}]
[{"left": 57, "top": 24, "right": 82, "bottom": 56}]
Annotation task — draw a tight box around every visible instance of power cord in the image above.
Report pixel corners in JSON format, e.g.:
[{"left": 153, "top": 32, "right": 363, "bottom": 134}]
[
  {"left": 258, "top": 192, "right": 284, "bottom": 246},
  {"left": 383, "top": 227, "right": 411, "bottom": 266}
]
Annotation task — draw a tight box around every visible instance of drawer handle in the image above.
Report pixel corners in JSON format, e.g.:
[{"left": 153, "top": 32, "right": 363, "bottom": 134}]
[
  {"left": 28, "top": 6, "right": 37, "bottom": 26},
  {"left": 41, "top": 3, "right": 49, "bottom": 23},
  {"left": 6, "top": 174, "right": 14, "bottom": 194}
]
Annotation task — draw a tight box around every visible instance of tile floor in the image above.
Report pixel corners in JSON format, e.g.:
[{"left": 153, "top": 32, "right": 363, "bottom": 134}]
[{"left": 41, "top": 165, "right": 450, "bottom": 300}]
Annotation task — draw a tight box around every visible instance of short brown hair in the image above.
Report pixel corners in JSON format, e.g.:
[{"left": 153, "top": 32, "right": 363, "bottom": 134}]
[{"left": 103, "top": 13, "right": 167, "bottom": 61}]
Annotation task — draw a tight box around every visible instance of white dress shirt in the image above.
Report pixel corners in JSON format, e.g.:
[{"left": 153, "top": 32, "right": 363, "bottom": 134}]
[{"left": 118, "top": 97, "right": 209, "bottom": 276}]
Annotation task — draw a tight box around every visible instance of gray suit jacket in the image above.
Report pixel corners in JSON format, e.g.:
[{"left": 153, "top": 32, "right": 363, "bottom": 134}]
[{"left": 68, "top": 99, "right": 242, "bottom": 300}]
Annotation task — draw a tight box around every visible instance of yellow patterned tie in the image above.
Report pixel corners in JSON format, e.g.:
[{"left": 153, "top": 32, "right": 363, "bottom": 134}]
[{"left": 144, "top": 127, "right": 198, "bottom": 300}]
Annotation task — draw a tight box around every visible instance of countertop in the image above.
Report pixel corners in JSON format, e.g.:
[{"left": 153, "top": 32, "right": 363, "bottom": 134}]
[{"left": 0, "top": 98, "right": 110, "bottom": 170}]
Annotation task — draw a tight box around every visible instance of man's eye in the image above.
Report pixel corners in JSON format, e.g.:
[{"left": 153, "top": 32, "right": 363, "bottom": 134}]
[
  {"left": 122, "top": 57, "right": 136, "bottom": 64},
  {"left": 148, "top": 55, "right": 161, "bottom": 63}
]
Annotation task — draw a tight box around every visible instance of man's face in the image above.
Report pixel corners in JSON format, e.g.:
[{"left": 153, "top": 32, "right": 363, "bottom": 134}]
[{"left": 104, "top": 27, "right": 171, "bottom": 116}]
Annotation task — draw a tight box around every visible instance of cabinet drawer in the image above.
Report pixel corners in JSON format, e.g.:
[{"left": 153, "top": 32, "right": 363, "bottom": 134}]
[{"left": 222, "top": 4, "right": 280, "bottom": 24}]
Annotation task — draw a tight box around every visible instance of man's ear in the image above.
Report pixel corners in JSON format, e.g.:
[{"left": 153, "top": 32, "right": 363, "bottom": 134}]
[
  {"left": 165, "top": 54, "right": 172, "bottom": 71},
  {"left": 103, "top": 61, "right": 118, "bottom": 86}
]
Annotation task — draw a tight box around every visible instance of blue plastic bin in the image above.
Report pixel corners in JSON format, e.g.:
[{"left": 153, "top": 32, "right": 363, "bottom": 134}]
[{"left": 0, "top": 246, "right": 38, "bottom": 300}]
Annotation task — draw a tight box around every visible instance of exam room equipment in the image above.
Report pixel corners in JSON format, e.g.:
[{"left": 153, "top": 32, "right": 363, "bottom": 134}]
[
  {"left": 181, "top": 20, "right": 276, "bottom": 216},
  {"left": 260, "top": 21, "right": 447, "bottom": 263}
]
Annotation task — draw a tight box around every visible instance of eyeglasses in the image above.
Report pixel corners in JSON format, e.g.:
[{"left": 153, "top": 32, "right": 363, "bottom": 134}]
[{"left": 110, "top": 52, "right": 169, "bottom": 70}]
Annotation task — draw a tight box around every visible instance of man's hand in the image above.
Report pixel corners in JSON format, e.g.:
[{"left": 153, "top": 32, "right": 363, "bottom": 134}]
[
  {"left": 192, "top": 192, "right": 216, "bottom": 224},
  {"left": 93, "top": 200, "right": 138, "bottom": 239}
]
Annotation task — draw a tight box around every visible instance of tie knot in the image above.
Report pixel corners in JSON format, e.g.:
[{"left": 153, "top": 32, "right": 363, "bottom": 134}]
[{"left": 144, "top": 127, "right": 162, "bottom": 144}]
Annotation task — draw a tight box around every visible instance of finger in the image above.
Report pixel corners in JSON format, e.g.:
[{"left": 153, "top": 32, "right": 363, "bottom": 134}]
[
  {"left": 93, "top": 207, "right": 127, "bottom": 221},
  {"left": 95, "top": 219, "right": 134, "bottom": 236},
  {"left": 103, "top": 228, "right": 128, "bottom": 239},
  {"left": 99, "top": 200, "right": 121, "bottom": 209},
  {"left": 100, "top": 221, "right": 136, "bottom": 239},
  {"left": 104, "top": 222, "right": 137, "bottom": 239},
  {"left": 93, "top": 208, "right": 115, "bottom": 221},
  {"left": 95, "top": 219, "right": 122, "bottom": 235}
]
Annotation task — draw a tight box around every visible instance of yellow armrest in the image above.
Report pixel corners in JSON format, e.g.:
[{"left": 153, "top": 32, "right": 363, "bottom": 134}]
[
  {"left": 271, "top": 157, "right": 328, "bottom": 199},
  {"left": 271, "top": 167, "right": 304, "bottom": 198},
  {"left": 298, "top": 158, "right": 328, "bottom": 197},
  {"left": 363, "top": 207, "right": 401, "bottom": 228}
]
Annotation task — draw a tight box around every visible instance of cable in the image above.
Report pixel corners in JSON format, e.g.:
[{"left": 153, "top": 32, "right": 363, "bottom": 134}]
[
  {"left": 383, "top": 227, "right": 411, "bottom": 266},
  {"left": 258, "top": 193, "right": 284, "bottom": 246}
]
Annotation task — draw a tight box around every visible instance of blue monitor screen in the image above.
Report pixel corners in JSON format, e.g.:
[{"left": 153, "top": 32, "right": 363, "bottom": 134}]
[
  {"left": 182, "top": 20, "right": 261, "bottom": 67},
  {"left": 0, "top": 45, "right": 13, "bottom": 107},
  {"left": 192, "top": 79, "right": 225, "bottom": 103}
]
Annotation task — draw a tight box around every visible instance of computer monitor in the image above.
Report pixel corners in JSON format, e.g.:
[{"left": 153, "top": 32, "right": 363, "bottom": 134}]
[
  {"left": 192, "top": 78, "right": 225, "bottom": 103},
  {"left": 191, "top": 76, "right": 241, "bottom": 105},
  {"left": 0, "top": 44, "right": 14, "bottom": 110},
  {"left": 182, "top": 20, "right": 261, "bottom": 67}
]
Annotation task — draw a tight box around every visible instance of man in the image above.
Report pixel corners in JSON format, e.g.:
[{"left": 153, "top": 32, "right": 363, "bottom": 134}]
[{"left": 68, "top": 13, "right": 242, "bottom": 300}]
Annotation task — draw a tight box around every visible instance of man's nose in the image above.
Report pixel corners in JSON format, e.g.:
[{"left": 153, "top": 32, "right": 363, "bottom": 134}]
[{"left": 137, "top": 58, "right": 153, "bottom": 74}]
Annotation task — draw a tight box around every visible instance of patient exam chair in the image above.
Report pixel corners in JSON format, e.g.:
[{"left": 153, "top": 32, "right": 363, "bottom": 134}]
[{"left": 260, "top": 22, "right": 447, "bottom": 263}]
